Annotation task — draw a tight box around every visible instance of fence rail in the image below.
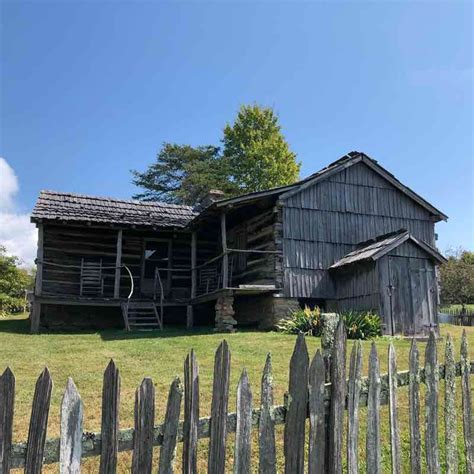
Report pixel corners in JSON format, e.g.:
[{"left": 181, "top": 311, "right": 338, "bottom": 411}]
[{"left": 1, "top": 330, "right": 473, "bottom": 472}]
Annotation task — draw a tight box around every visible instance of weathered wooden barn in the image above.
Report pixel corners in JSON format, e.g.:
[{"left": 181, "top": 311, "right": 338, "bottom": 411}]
[{"left": 30, "top": 151, "right": 447, "bottom": 335}]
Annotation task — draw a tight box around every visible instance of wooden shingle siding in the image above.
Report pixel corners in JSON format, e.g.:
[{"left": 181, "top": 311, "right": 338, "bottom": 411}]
[
  {"left": 284, "top": 241, "right": 353, "bottom": 270},
  {"left": 283, "top": 268, "right": 335, "bottom": 298},
  {"left": 282, "top": 162, "right": 437, "bottom": 299},
  {"left": 387, "top": 240, "right": 430, "bottom": 259},
  {"left": 335, "top": 264, "right": 379, "bottom": 300},
  {"left": 283, "top": 208, "right": 434, "bottom": 244}
]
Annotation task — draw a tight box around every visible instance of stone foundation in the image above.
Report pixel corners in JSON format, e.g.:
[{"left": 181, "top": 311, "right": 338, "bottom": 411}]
[
  {"left": 214, "top": 296, "right": 237, "bottom": 332},
  {"left": 233, "top": 294, "right": 300, "bottom": 330}
]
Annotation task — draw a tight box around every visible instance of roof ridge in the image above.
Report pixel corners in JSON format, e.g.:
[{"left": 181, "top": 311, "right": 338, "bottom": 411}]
[{"left": 38, "top": 190, "right": 196, "bottom": 211}]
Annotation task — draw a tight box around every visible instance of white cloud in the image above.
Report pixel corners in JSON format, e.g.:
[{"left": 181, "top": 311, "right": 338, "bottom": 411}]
[
  {"left": 0, "top": 157, "right": 37, "bottom": 268},
  {"left": 0, "top": 157, "right": 19, "bottom": 210}
]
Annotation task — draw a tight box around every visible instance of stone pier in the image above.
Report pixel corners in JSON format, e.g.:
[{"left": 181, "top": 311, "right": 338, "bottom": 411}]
[{"left": 214, "top": 295, "right": 237, "bottom": 332}]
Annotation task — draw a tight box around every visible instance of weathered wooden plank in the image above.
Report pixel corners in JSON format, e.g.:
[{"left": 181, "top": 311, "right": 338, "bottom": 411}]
[
  {"left": 388, "top": 343, "right": 401, "bottom": 474},
  {"left": 158, "top": 377, "right": 183, "bottom": 474},
  {"left": 444, "top": 334, "right": 458, "bottom": 473},
  {"left": 347, "top": 341, "right": 362, "bottom": 474},
  {"left": 366, "top": 343, "right": 381, "bottom": 474},
  {"left": 284, "top": 333, "right": 309, "bottom": 474},
  {"left": 329, "top": 321, "right": 346, "bottom": 474},
  {"left": 308, "top": 349, "right": 326, "bottom": 474},
  {"left": 258, "top": 353, "right": 276, "bottom": 474},
  {"left": 234, "top": 369, "right": 252, "bottom": 474},
  {"left": 8, "top": 356, "right": 474, "bottom": 469},
  {"left": 99, "top": 359, "right": 120, "bottom": 474},
  {"left": 183, "top": 349, "right": 199, "bottom": 474},
  {"left": 221, "top": 213, "right": 229, "bottom": 288},
  {"left": 409, "top": 339, "right": 421, "bottom": 474},
  {"left": 208, "top": 340, "right": 231, "bottom": 473},
  {"left": 113, "top": 229, "right": 123, "bottom": 298},
  {"left": 425, "top": 331, "right": 440, "bottom": 473},
  {"left": 461, "top": 330, "right": 474, "bottom": 473},
  {"left": 25, "top": 367, "right": 53, "bottom": 474},
  {"left": 0, "top": 367, "right": 15, "bottom": 473},
  {"left": 60, "top": 378, "right": 83, "bottom": 473},
  {"left": 132, "top": 377, "right": 155, "bottom": 474}
]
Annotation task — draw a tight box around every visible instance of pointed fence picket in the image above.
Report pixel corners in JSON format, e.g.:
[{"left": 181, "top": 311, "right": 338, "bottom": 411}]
[
  {"left": 409, "top": 339, "right": 422, "bottom": 474},
  {"left": 258, "top": 353, "right": 276, "bottom": 474},
  {"left": 1, "top": 329, "right": 474, "bottom": 472}
]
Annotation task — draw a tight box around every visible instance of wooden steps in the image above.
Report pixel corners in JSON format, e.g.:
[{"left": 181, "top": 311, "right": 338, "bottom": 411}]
[{"left": 121, "top": 301, "right": 163, "bottom": 331}]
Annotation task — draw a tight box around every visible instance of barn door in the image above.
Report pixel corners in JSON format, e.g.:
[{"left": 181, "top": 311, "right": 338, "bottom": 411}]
[
  {"left": 388, "top": 257, "right": 437, "bottom": 336},
  {"left": 388, "top": 257, "right": 413, "bottom": 335},
  {"left": 409, "top": 259, "right": 437, "bottom": 335}
]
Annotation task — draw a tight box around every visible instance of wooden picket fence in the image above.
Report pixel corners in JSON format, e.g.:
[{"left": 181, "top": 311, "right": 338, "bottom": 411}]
[{"left": 0, "top": 326, "right": 473, "bottom": 472}]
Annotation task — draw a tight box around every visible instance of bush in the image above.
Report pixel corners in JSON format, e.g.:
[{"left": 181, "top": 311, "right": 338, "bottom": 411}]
[
  {"left": 342, "top": 311, "right": 382, "bottom": 340},
  {"left": 0, "top": 293, "right": 26, "bottom": 317},
  {"left": 278, "top": 307, "right": 382, "bottom": 340},
  {"left": 277, "top": 305, "right": 322, "bottom": 336}
]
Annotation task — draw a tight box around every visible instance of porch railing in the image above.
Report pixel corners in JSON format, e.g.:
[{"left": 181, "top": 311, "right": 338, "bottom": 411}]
[
  {"left": 35, "top": 259, "right": 135, "bottom": 299},
  {"left": 194, "top": 248, "right": 282, "bottom": 297}
]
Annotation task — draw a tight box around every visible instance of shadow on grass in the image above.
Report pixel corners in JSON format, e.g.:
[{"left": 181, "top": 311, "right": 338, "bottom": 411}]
[
  {"left": 0, "top": 316, "right": 220, "bottom": 340},
  {"left": 0, "top": 316, "right": 31, "bottom": 334},
  {"left": 99, "top": 325, "right": 217, "bottom": 341}
]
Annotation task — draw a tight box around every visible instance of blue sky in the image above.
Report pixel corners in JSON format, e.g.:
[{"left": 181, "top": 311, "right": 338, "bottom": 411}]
[{"left": 1, "top": 1, "right": 472, "bottom": 264}]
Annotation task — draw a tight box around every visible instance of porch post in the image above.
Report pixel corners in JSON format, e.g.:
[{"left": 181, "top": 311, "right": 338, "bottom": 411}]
[
  {"left": 35, "top": 224, "right": 44, "bottom": 297},
  {"left": 187, "top": 231, "right": 197, "bottom": 328},
  {"left": 191, "top": 231, "right": 197, "bottom": 299},
  {"left": 114, "top": 229, "right": 123, "bottom": 298},
  {"left": 31, "top": 223, "right": 44, "bottom": 333},
  {"left": 221, "top": 212, "right": 228, "bottom": 288}
]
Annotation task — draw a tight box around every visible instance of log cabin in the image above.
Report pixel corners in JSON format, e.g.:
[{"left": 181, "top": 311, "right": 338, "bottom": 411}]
[{"left": 29, "top": 151, "right": 447, "bottom": 335}]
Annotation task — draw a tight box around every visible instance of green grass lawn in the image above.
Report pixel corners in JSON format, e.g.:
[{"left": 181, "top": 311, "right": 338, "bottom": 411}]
[{"left": 0, "top": 313, "right": 473, "bottom": 472}]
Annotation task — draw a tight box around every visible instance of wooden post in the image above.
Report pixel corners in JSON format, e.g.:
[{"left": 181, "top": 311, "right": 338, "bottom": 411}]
[
  {"left": 31, "top": 223, "right": 43, "bottom": 333},
  {"left": 187, "top": 231, "right": 197, "bottom": 328},
  {"left": 114, "top": 229, "right": 123, "bottom": 299},
  {"left": 221, "top": 212, "right": 228, "bottom": 289},
  {"left": 35, "top": 224, "right": 44, "bottom": 296}
]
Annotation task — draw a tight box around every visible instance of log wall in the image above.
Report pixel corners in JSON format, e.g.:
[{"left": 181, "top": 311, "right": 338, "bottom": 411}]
[{"left": 40, "top": 224, "right": 193, "bottom": 299}]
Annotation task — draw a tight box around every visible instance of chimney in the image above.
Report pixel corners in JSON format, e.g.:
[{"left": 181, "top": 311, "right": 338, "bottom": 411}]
[{"left": 200, "top": 189, "right": 225, "bottom": 208}]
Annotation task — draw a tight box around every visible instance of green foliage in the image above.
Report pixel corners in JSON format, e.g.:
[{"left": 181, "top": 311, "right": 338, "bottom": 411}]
[
  {"left": 277, "top": 305, "right": 321, "bottom": 336},
  {"left": 0, "top": 245, "right": 34, "bottom": 316},
  {"left": 278, "top": 307, "right": 381, "bottom": 340},
  {"left": 132, "top": 104, "right": 300, "bottom": 205},
  {"left": 342, "top": 311, "right": 382, "bottom": 340},
  {"left": 131, "top": 144, "right": 237, "bottom": 205},
  {"left": 222, "top": 104, "right": 300, "bottom": 193},
  {"left": 440, "top": 248, "right": 474, "bottom": 306}
]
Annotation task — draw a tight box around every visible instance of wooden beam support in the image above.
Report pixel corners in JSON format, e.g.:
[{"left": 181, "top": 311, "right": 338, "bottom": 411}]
[
  {"left": 114, "top": 230, "right": 123, "bottom": 299},
  {"left": 191, "top": 232, "right": 197, "bottom": 299},
  {"left": 31, "top": 224, "right": 44, "bottom": 334},
  {"left": 35, "top": 224, "right": 44, "bottom": 297},
  {"left": 30, "top": 300, "right": 41, "bottom": 334},
  {"left": 221, "top": 213, "right": 228, "bottom": 289},
  {"left": 188, "top": 232, "right": 197, "bottom": 329}
]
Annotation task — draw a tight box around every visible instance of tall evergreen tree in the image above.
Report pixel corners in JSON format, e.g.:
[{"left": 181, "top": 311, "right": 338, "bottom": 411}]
[
  {"left": 222, "top": 104, "right": 300, "bottom": 193},
  {"left": 131, "top": 143, "right": 236, "bottom": 205}
]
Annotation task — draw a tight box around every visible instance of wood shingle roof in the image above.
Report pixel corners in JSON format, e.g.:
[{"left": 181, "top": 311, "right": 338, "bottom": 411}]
[
  {"left": 31, "top": 190, "right": 197, "bottom": 228},
  {"left": 330, "top": 230, "right": 446, "bottom": 269}
]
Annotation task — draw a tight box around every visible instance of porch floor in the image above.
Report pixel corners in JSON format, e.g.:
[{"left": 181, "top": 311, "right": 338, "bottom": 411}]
[{"left": 34, "top": 295, "right": 189, "bottom": 307}]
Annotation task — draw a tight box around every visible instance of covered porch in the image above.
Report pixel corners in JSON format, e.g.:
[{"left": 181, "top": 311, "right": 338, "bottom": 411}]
[{"left": 30, "top": 190, "right": 282, "bottom": 332}]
